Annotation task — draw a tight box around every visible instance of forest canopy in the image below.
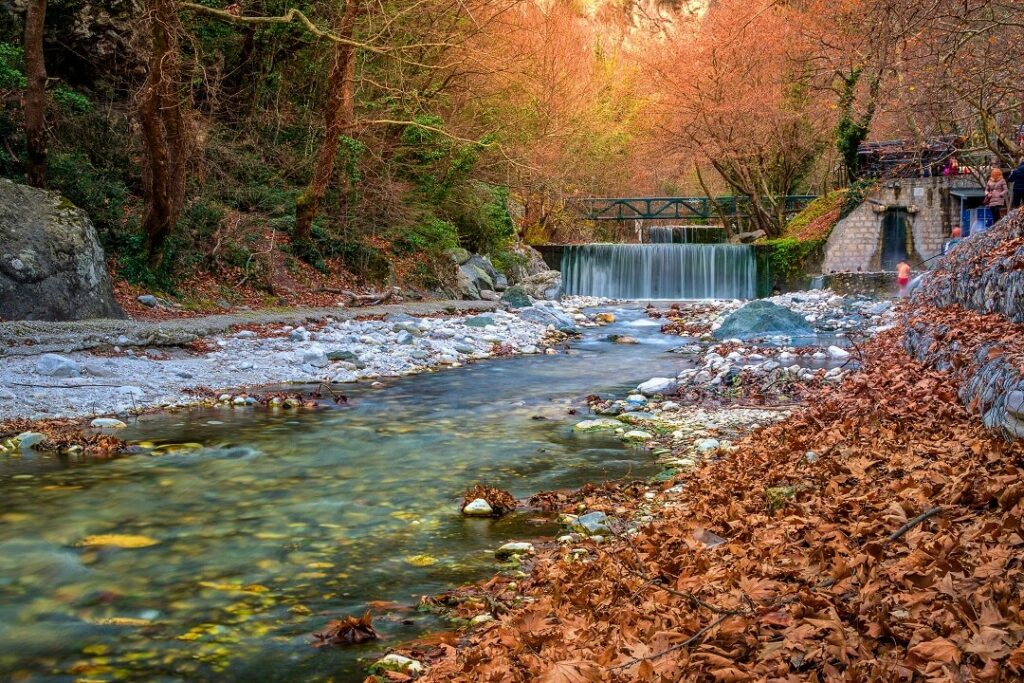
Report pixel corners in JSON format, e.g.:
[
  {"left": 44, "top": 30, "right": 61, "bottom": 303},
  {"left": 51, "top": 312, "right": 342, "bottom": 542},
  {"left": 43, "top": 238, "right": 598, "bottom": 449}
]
[{"left": 1, "top": 0, "right": 1022, "bottom": 291}]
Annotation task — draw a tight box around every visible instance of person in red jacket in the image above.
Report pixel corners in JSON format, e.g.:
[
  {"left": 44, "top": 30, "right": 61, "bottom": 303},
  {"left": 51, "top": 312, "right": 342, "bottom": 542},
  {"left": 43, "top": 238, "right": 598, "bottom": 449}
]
[{"left": 897, "top": 260, "right": 911, "bottom": 296}]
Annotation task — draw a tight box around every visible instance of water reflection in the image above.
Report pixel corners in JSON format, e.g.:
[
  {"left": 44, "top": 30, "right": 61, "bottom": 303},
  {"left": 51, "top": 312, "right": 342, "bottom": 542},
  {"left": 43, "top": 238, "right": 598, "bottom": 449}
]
[{"left": 0, "top": 306, "right": 687, "bottom": 681}]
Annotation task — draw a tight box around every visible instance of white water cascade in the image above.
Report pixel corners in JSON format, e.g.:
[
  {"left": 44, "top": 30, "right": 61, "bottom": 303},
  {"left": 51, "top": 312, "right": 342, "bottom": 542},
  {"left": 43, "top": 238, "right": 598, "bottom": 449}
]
[{"left": 560, "top": 243, "right": 757, "bottom": 300}]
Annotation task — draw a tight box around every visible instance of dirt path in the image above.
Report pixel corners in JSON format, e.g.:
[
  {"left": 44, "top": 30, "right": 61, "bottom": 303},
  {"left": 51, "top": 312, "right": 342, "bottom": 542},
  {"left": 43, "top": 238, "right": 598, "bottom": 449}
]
[{"left": 0, "top": 300, "right": 500, "bottom": 356}]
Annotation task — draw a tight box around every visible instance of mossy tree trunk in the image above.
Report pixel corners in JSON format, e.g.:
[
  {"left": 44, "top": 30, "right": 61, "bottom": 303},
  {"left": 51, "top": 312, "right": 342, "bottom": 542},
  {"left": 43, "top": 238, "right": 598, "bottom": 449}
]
[
  {"left": 294, "top": 0, "right": 360, "bottom": 245},
  {"left": 138, "top": 0, "right": 189, "bottom": 270},
  {"left": 23, "top": 0, "right": 47, "bottom": 188}
]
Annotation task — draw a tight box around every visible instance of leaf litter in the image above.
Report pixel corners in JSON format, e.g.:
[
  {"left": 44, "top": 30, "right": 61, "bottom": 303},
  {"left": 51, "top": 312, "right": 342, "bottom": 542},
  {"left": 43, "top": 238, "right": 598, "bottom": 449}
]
[{"left": 414, "top": 320, "right": 1024, "bottom": 682}]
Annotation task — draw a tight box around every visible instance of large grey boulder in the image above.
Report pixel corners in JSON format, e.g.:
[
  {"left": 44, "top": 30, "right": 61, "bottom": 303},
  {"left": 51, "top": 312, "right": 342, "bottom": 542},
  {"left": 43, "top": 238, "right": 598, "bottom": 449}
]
[
  {"left": 508, "top": 244, "right": 550, "bottom": 282},
  {"left": 519, "top": 270, "right": 562, "bottom": 300},
  {"left": 713, "top": 301, "right": 813, "bottom": 340},
  {"left": 456, "top": 253, "right": 501, "bottom": 300},
  {"left": 0, "top": 180, "right": 123, "bottom": 321}
]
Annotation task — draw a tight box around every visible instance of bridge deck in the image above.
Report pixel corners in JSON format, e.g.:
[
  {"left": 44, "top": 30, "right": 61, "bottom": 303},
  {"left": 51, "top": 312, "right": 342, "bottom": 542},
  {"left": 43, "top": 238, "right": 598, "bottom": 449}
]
[{"left": 570, "top": 196, "right": 817, "bottom": 221}]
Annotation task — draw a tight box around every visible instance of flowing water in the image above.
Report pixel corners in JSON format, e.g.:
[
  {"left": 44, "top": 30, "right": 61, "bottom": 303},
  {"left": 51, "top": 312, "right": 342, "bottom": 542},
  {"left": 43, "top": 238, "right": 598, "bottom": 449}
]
[
  {"left": 561, "top": 244, "right": 757, "bottom": 299},
  {"left": 0, "top": 307, "right": 690, "bottom": 682},
  {"left": 645, "top": 226, "right": 726, "bottom": 244}
]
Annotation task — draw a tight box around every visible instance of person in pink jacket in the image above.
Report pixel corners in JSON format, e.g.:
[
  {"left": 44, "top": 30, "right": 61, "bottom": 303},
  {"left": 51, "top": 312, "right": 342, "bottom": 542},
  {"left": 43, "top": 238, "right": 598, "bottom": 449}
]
[{"left": 984, "top": 168, "right": 1009, "bottom": 222}]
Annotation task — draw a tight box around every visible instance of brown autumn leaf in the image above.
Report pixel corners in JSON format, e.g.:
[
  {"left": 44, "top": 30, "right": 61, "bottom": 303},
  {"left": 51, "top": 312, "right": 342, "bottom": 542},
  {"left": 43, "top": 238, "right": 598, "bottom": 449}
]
[
  {"left": 538, "top": 660, "right": 601, "bottom": 683},
  {"left": 312, "top": 611, "right": 379, "bottom": 646},
  {"left": 908, "top": 637, "right": 961, "bottom": 663}
]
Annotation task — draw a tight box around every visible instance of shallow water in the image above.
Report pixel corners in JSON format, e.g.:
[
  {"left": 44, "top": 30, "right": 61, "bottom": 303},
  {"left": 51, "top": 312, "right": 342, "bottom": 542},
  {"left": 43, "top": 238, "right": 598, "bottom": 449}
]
[{"left": 0, "top": 306, "right": 690, "bottom": 682}]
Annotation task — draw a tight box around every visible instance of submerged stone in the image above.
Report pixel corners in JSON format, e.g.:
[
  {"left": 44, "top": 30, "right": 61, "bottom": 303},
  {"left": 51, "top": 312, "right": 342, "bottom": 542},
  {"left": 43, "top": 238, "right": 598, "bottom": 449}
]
[{"left": 462, "top": 498, "right": 494, "bottom": 516}]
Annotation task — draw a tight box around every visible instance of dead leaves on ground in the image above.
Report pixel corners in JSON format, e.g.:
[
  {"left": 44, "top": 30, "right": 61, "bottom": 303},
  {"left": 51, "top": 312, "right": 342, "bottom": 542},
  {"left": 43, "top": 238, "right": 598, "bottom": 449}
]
[
  {"left": 313, "top": 611, "right": 379, "bottom": 646},
  {"left": 420, "top": 321, "right": 1024, "bottom": 682}
]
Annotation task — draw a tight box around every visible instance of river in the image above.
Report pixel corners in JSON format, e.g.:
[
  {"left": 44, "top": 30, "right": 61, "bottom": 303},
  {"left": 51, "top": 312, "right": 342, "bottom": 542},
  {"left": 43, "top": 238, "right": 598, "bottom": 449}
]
[{"left": 0, "top": 306, "right": 690, "bottom": 682}]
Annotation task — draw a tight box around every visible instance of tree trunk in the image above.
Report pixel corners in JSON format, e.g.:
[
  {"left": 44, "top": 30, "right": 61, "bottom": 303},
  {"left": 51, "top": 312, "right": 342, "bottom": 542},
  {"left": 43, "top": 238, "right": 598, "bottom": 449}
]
[
  {"left": 23, "top": 0, "right": 47, "bottom": 188},
  {"left": 138, "top": 0, "right": 189, "bottom": 270},
  {"left": 294, "top": 0, "right": 360, "bottom": 244}
]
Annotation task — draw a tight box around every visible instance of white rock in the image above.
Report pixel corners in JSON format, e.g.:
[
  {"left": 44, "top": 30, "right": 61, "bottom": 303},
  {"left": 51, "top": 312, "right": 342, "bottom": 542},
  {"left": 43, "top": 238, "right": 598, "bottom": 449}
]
[
  {"left": 827, "top": 345, "right": 850, "bottom": 359},
  {"left": 371, "top": 654, "right": 425, "bottom": 677},
  {"left": 573, "top": 418, "right": 622, "bottom": 431},
  {"left": 462, "top": 498, "right": 494, "bottom": 516},
  {"left": 90, "top": 418, "right": 127, "bottom": 429},
  {"left": 637, "top": 377, "right": 676, "bottom": 396},
  {"left": 623, "top": 430, "right": 653, "bottom": 441},
  {"left": 36, "top": 354, "right": 81, "bottom": 378},
  {"left": 695, "top": 438, "right": 721, "bottom": 453}
]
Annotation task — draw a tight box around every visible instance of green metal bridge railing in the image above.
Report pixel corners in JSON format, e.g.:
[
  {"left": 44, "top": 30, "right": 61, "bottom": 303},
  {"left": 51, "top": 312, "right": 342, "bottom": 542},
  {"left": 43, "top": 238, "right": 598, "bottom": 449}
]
[{"left": 569, "top": 195, "right": 818, "bottom": 221}]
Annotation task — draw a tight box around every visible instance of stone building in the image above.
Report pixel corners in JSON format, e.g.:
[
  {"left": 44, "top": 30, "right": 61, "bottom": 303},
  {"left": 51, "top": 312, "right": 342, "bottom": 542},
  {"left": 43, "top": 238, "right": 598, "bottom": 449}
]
[{"left": 823, "top": 176, "right": 983, "bottom": 272}]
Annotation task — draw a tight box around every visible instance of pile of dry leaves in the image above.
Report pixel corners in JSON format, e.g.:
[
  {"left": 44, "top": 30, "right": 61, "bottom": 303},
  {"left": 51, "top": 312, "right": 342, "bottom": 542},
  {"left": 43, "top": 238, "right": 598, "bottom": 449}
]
[{"left": 418, "top": 323, "right": 1024, "bottom": 681}]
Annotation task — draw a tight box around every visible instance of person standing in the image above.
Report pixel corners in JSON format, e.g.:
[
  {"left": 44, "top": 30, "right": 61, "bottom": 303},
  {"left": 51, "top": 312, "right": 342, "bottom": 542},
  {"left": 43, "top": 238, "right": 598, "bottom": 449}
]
[
  {"left": 1007, "top": 158, "right": 1024, "bottom": 209},
  {"left": 983, "top": 168, "right": 1009, "bottom": 222},
  {"left": 897, "top": 260, "right": 911, "bottom": 297}
]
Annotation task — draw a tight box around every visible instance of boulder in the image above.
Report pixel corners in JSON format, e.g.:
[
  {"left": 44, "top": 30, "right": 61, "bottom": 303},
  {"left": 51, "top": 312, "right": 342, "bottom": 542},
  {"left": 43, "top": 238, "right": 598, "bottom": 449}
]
[
  {"left": 731, "top": 229, "right": 767, "bottom": 244},
  {"left": 713, "top": 301, "right": 814, "bottom": 340},
  {"left": 36, "top": 353, "right": 81, "bottom": 378},
  {"left": 446, "top": 247, "right": 471, "bottom": 265},
  {"left": 0, "top": 180, "right": 123, "bottom": 320},
  {"left": 501, "top": 285, "right": 533, "bottom": 309},
  {"left": 518, "top": 305, "right": 577, "bottom": 333},
  {"left": 508, "top": 244, "right": 550, "bottom": 282},
  {"left": 518, "top": 270, "right": 561, "bottom": 300},
  {"left": 637, "top": 377, "right": 676, "bottom": 396}
]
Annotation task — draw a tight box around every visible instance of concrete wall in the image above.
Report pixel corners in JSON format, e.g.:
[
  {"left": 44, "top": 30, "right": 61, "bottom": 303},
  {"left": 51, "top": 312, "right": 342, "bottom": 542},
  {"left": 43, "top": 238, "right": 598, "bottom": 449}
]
[{"left": 823, "top": 176, "right": 979, "bottom": 272}]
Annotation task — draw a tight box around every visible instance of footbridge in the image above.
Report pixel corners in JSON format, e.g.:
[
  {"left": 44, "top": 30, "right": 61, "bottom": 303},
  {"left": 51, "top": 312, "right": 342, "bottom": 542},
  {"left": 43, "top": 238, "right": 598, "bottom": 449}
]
[{"left": 569, "top": 195, "right": 817, "bottom": 221}]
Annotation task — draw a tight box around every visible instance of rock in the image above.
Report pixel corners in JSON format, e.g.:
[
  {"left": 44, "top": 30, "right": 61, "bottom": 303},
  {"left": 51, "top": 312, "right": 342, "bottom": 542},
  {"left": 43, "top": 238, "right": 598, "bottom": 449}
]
[
  {"left": 495, "top": 542, "right": 534, "bottom": 560},
  {"left": 370, "top": 653, "right": 426, "bottom": 677},
  {"left": 574, "top": 511, "right": 611, "bottom": 535},
  {"left": 507, "top": 244, "right": 550, "bottom": 282},
  {"left": 519, "top": 270, "right": 562, "bottom": 300},
  {"left": 396, "top": 330, "right": 415, "bottom": 345},
  {"left": 494, "top": 274, "right": 509, "bottom": 291},
  {"left": 608, "top": 334, "right": 639, "bottom": 344},
  {"left": 573, "top": 418, "right": 622, "bottom": 431},
  {"left": 446, "top": 247, "right": 471, "bottom": 265},
  {"left": 1006, "top": 390, "right": 1024, "bottom": 418},
  {"left": 454, "top": 343, "right": 475, "bottom": 354},
  {"left": 501, "top": 285, "right": 532, "bottom": 308},
  {"left": 470, "top": 613, "right": 494, "bottom": 626},
  {"left": 713, "top": 301, "right": 815, "bottom": 340},
  {"left": 595, "top": 312, "right": 616, "bottom": 324},
  {"left": 804, "top": 450, "right": 819, "bottom": 463},
  {"left": 518, "top": 305, "right": 578, "bottom": 333},
  {"left": 637, "top": 377, "right": 676, "bottom": 396},
  {"left": 464, "top": 315, "right": 494, "bottom": 328},
  {"left": 326, "top": 350, "right": 364, "bottom": 367},
  {"left": 479, "top": 289, "right": 499, "bottom": 301},
  {"left": 462, "top": 498, "right": 494, "bottom": 516},
  {"left": 137, "top": 294, "right": 160, "bottom": 307},
  {"left": 730, "top": 229, "right": 767, "bottom": 244},
  {"left": 827, "top": 345, "right": 851, "bottom": 359},
  {"left": 300, "top": 347, "right": 329, "bottom": 367},
  {"left": 0, "top": 180, "right": 124, "bottom": 321},
  {"left": 623, "top": 430, "right": 653, "bottom": 441},
  {"left": 90, "top": 418, "right": 127, "bottom": 429},
  {"left": 15, "top": 432, "right": 45, "bottom": 449},
  {"left": 695, "top": 438, "right": 721, "bottom": 453},
  {"left": 289, "top": 327, "right": 310, "bottom": 342},
  {"left": 36, "top": 353, "right": 81, "bottom": 378}
]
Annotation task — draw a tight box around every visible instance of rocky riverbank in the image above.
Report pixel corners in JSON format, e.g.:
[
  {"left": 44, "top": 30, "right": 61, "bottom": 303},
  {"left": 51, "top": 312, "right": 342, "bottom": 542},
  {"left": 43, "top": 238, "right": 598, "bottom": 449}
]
[{"left": 0, "top": 298, "right": 607, "bottom": 449}]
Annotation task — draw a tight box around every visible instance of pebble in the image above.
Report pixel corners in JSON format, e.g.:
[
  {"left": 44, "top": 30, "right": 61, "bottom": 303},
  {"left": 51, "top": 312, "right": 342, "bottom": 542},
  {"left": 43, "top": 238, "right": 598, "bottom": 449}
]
[
  {"left": 90, "top": 418, "right": 127, "bottom": 429},
  {"left": 495, "top": 542, "right": 534, "bottom": 560}
]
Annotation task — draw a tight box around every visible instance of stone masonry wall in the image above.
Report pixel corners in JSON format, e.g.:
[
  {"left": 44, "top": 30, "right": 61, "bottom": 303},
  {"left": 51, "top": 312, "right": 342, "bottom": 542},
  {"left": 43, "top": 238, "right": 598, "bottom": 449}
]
[{"left": 823, "top": 176, "right": 978, "bottom": 273}]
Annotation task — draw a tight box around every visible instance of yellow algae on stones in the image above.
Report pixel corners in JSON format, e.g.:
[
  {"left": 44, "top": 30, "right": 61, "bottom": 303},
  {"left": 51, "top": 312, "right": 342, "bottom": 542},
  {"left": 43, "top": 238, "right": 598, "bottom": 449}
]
[
  {"left": 78, "top": 534, "right": 159, "bottom": 548},
  {"left": 405, "top": 554, "right": 438, "bottom": 567}
]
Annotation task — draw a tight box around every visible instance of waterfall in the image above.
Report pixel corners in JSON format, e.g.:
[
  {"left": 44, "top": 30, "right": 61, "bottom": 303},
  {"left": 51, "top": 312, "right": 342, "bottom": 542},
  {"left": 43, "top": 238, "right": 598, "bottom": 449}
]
[
  {"left": 646, "top": 226, "right": 726, "bottom": 244},
  {"left": 561, "top": 244, "right": 757, "bottom": 299}
]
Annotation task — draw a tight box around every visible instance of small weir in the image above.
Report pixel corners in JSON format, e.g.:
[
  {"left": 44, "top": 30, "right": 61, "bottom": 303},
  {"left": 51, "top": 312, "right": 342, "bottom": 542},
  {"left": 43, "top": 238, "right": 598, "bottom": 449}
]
[
  {"left": 645, "top": 226, "right": 726, "bottom": 244},
  {"left": 561, "top": 243, "right": 757, "bottom": 299}
]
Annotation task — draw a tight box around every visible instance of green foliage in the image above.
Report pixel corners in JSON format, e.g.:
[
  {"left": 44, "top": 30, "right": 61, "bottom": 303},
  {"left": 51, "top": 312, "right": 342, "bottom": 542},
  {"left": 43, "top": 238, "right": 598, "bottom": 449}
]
[
  {"left": 53, "top": 87, "right": 91, "bottom": 113},
  {"left": 783, "top": 190, "right": 846, "bottom": 240},
  {"left": 841, "top": 178, "right": 876, "bottom": 218},
  {"left": 761, "top": 236, "right": 826, "bottom": 280},
  {"left": 48, "top": 151, "right": 133, "bottom": 237},
  {"left": 0, "top": 42, "right": 25, "bottom": 90},
  {"left": 393, "top": 217, "right": 459, "bottom": 256}
]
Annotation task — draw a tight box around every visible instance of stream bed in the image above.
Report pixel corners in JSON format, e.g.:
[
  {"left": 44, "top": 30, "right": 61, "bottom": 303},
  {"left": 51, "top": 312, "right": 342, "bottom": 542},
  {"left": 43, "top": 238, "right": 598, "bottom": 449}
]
[{"left": 0, "top": 306, "right": 690, "bottom": 682}]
